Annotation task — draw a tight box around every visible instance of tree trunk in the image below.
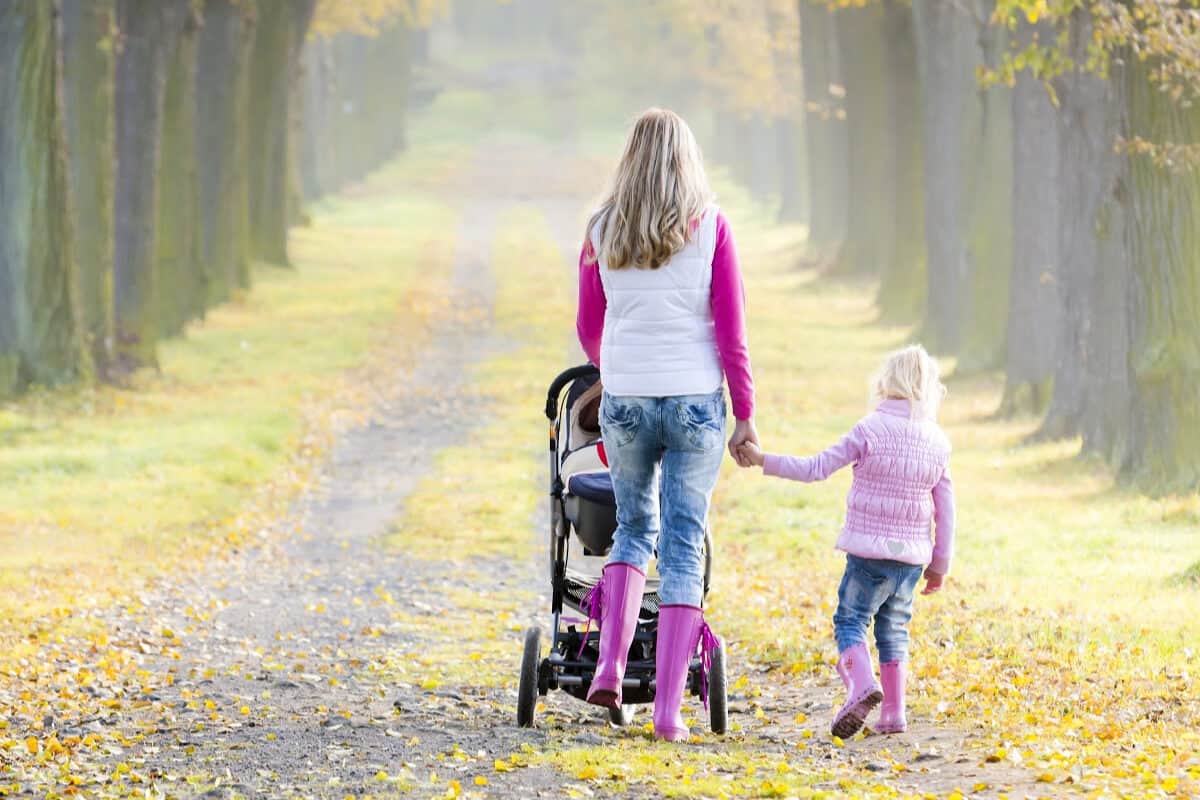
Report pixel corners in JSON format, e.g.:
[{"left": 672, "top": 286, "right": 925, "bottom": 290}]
[
  {"left": 912, "top": 0, "right": 977, "bottom": 352},
  {"left": 776, "top": 114, "right": 806, "bottom": 223},
  {"left": 959, "top": 1, "right": 1013, "bottom": 372},
  {"left": 833, "top": 2, "right": 891, "bottom": 276},
  {"left": 798, "top": 0, "right": 847, "bottom": 257},
  {"left": 0, "top": 1, "right": 86, "bottom": 395},
  {"left": 1117, "top": 54, "right": 1200, "bottom": 492},
  {"left": 1037, "top": 8, "right": 1126, "bottom": 440},
  {"left": 157, "top": 4, "right": 204, "bottom": 337},
  {"left": 1000, "top": 18, "right": 1059, "bottom": 415},
  {"left": 246, "top": 0, "right": 316, "bottom": 265},
  {"left": 196, "top": 0, "right": 256, "bottom": 302},
  {"left": 61, "top": 0, "right": 116, "bottom": 378},
  {"left": 876, "top": 0, "right": 925, "bottom": 322},
  {"left": 113, "top": 0, "right": 185, "bottom": 371}
]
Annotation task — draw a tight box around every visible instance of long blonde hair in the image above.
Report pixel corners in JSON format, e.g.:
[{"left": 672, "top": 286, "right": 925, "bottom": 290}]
[
  {"left": 871, "top": 345, "right": 946, "bottom": 419},
  {"left": 586, "top": 108, "right": 712, "bottom": 270}
]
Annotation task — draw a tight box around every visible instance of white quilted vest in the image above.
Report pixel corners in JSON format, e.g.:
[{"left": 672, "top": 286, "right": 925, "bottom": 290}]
[{"left": 592, "top": 205, "right": 723, "bottom": 399}]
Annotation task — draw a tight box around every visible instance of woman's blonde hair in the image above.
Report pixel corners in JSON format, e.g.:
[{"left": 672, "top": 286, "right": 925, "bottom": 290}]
[
  {"left": 586, "top": 108, "right": 712, "bottom": 270},
  {"left": 871, "top": 345, "right": 946, "bottom": 419}
]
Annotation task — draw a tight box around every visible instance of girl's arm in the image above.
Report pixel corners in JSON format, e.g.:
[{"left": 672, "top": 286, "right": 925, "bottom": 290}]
[
  {"left": 928, "top": 467, "right": 956, "bottom": 575},
  {"left": 576, "top": 242, "right": 605, "bottom": 367},
  {"left": 759, "top": 425, "right": 867, "bottom": 482},
  {"left": 710, "top": 213, "right": 755, "bottom": 421}
]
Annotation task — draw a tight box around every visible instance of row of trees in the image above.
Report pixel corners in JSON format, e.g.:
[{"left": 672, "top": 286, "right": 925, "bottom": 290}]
[
  {"left": 797, "top": 0, "right": 1199, "bottom": 493},
  {"left": 0, "top": 0, "right": 423, "bottom": 398}
]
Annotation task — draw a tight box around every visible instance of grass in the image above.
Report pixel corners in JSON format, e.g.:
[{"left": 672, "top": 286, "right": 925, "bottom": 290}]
[{"left": 0, "top": 145, "right": 462, "bottom": 639}]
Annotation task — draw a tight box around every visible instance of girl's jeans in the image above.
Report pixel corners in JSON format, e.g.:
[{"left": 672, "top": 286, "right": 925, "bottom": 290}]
[
  {"left": 599, "top": 390, "right": 725, "bottom": 608},
  {"left": 833, "top": 554, "right": 924, "bottom": 663}
]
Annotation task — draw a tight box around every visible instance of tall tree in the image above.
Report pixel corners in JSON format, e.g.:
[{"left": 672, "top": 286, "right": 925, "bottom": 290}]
[
  {"left": 247, "top": 0, "right": 318, "bottom": 265},
  {"left": 798, "top": 0, "right": 848, "bottom": 259},
  {"left": 61, "top": 0, "right": 117, "bottom": 378},
  {"left": 0, "top": 0, "right": 86, "bottom": 396},
  {"left": 1000, "top": 18, "right": 1059, "bottom": 414},
  {"left": 875, "top": 0, "right": 925, "bottom": 322},
  {"left": 113, "top": 0, "right": 188, "bottom": 370}
]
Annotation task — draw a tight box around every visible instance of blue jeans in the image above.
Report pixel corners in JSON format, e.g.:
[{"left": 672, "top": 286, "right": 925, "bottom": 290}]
[
  {"left": 833, "top": 554, "right": 923, "bottom": 663},
  {"left": 599, "top": 390, "right": 726, "bottom": 607}
]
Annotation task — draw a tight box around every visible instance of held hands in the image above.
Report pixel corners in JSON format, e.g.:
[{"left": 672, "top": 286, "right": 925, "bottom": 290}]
[
  {"left": 921, "top": 568, "right": 945, "bottom": 595},
  {"left": 736, "top": 440, "right": 764, "bottom": 468},
  {"left": 728, "top": 418, "right": 759, "bottom": 467}
]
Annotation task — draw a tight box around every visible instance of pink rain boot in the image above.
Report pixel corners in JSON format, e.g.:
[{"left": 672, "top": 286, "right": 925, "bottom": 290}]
[
  {"left": 653, "top": 605, "right": 706, "bottom": 742},
  {"left": 831, "top": 643, "right": 883, "bottom": 739},
  {"left": 875, "top": 660, "right": 908, "bottom": 733},
  {"left": 584, "top": 563, "right": 646, "bottom": 709}
]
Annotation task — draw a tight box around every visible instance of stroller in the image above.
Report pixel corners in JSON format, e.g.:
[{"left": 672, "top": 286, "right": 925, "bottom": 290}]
[{"left": 516, "top": 364, "right": 728, "bottom": 732}]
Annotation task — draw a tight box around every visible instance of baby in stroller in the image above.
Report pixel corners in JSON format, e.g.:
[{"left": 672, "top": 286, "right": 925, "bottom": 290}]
[{"left": 515, "top": 365, "right": 728, "bottom": 735}]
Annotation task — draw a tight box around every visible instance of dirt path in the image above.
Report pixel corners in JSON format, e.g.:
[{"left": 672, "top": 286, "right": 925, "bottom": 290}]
[{"left": 1, "top": 146, "right": 1048, "bottom": 800}]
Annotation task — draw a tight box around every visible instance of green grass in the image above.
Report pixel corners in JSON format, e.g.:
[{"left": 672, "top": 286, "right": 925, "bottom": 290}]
[{"left": 0, "top": 147, "right": 462, "bottom": 630}]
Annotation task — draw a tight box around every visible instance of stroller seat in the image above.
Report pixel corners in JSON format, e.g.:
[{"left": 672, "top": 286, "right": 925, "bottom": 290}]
[{"left": 560, "top": 440, "right": 617, "bottom": 555}]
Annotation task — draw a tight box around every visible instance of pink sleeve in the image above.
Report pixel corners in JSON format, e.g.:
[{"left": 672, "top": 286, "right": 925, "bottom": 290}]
[
  {"left": 576, "top": 241, "right": 605, "bottom": 367},
  {"left": 760, "top": 425, "right": 866, "bottom": 482},
  {"left": 929, "top": 468, "right": 956, "bottom": 575},
  {"left": 710, "top": 212, "right": 755, "bottom": 420}
]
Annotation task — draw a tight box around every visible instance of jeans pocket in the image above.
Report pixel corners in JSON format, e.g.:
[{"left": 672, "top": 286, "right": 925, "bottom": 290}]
[
  {"left": 600, "top": 396, "right": 642, "bottom": 447},
  {"left": 675, "top": 399, "right": 725, "bottom": 452}
]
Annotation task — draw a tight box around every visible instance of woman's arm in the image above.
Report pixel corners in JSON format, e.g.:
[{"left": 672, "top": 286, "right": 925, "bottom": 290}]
[
  {"left": 710, "top": 213, "right": 754, "bottom": 422},
  {"left": 576, "top": 242, "right": 605, "bottom": 367},
  {"left": 758, "top": 425, "right": 867, "bottom": 482}
]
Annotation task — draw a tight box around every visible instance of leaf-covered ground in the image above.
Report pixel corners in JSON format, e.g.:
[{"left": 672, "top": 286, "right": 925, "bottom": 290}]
[{"left": 0, "top": 93, "right": 1198, "bottom": 799}]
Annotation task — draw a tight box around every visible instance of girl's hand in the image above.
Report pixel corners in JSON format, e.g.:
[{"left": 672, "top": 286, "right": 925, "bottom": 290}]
[
  {"left": 728, "top": 417, "right": 759, "bottom": 466},
  {"left": 921, "top": 569, "right": 944, "bottom": 595},
  {"left": 737, "top": 441, "right": 764, "bottom": 467}
]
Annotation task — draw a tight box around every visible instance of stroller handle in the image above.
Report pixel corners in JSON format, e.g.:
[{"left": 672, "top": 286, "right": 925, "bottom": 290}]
[{"left": 545, "top": 364, "right": 600, "bottom": 420}]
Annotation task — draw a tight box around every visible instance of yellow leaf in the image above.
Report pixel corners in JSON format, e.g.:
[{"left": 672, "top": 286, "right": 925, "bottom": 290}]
[
  {"left": 576, "top": 765, "right": 599, "bottom": 780},
  {"left": 240, "top": 706, "right": 251, "bottom": 715},
  {"left": 474, "top": 776, "right": 488, "bottom": 786},
  {"left": 494, "top": 759, "right": 513, "bottom": 772},
  {"left": 24, "top": 738, "right": 37, "bottom": 755}
]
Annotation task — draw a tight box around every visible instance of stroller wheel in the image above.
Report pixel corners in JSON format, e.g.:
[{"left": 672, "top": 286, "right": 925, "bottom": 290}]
[
  {"left": 517, "top": 627, "right": 542, "bottom": 728},
  {"left": 707, "top": 636, "right": 728, "bottom": 735},
  {"left": 608, "top": 705, "right": 635, "bottom": 727}
]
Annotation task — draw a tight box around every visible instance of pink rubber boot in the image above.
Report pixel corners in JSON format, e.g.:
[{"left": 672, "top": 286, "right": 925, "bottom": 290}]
[
  {"left": 584, "top": 563, "right": 646, "bottom": 708},
  {"left": 875, "top": 660, "right": 908, "bottom": 733},
  {"left": 653, "top": 605, "right": 704, "bottom": 741},
  {"left": 831, "top": 643, "right": 883, "bottom": 739}
]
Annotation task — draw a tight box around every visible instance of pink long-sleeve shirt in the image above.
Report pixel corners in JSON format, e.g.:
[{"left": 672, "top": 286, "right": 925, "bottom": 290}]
[
  {"left": 762, "top": 398, "right": 956, "bottom": 575},
  {"left": 575, "top": 211, "right": 755, "bottom": 420}
]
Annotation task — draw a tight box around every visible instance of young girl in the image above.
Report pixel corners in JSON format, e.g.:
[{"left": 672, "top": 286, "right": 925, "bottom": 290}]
[{"left": 738, "top": 345, "right": 955, "bottom": 737}]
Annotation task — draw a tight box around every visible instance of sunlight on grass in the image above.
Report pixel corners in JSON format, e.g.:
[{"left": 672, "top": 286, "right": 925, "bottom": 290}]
[{"left": 0, "top": 153, "right": 461, "bottom": 631}]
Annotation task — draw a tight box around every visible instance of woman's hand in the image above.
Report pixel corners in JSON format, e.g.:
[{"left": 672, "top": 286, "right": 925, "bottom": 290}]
[
  {"left": 728, "top": 417, "right": 759, "bottom": 467},
  {"left": 737, "top": 441, "right": 765, "bottom": 467},
  {"left": 921, "top": 569, "right": 945, "bottom": 595}
]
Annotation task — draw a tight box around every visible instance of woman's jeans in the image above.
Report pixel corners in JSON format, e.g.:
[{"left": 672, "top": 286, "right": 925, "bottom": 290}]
[
  {"left": 599, "top": 390, "right": 725, "bottom": 608},
  {"left": 833, "top": 554, "right": 923, "bottom": 663}
]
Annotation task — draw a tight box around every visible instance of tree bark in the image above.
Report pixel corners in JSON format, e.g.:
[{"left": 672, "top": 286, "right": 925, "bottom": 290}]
[
  {"left": 912, "top": 0, "right": 977, "bottom": 352},
  {"left": 876, "top": 0, "right": 925, "bottom": 322},
  {"left": 1118, "top": 54, "right": 1200, "bottom": 492},
  {"left": 776, "top": 114, "right": 806, "bottom": 222},
  {"left": 833, "top": 2, "right": 891, "bottom": 276},
  {"left": 246, "top": 0, "right": 317, "bottom": 265},
  {"left": 0, "top": 1, "right": 86, "bottom": 395},
  {"left": 959, "top": 0, "right": 1013, "bottom": 372},
  {"left": 157, "top": 3, "right": 204, "bottom": 337},
  {"left": 1037, "top": 8, "right": 1126, "bottom": 441},
  {"left": 798, "top": 0, "right": 847, "bottom": 258},
  {"left": 61, "top": 0, "right": 116, "bottom": 378},
  {"left": 113, "top": 0, "right": 186, "bottom": 370},
  {"left": 1001, "top": 18, "right": 1059, "bottom": 415}
]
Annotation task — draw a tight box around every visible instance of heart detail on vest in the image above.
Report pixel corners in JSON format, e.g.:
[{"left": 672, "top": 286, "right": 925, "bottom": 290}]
[{"left": 886, "top": 540, "right": 905, "bottom": 556}]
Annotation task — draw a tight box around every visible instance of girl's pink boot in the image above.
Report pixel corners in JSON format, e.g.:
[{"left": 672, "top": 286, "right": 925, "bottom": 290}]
[
  {"left": 831, "top": 643, "right": 883, "bottom": 739},
  {"left": 875, "top": 661, "right": 908, "bottom": 733}
]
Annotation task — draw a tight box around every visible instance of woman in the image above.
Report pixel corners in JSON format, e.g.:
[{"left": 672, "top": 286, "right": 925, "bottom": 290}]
[{"left": 575, "top": 108, "right": 757, "bottom": 742}]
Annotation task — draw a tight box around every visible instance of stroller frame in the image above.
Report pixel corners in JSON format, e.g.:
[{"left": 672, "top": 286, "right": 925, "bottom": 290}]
[{"left": 516, "top": 365, "right": 728, "bottom": 732}]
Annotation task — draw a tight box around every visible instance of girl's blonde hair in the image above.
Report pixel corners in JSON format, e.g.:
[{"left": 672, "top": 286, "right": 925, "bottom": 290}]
[
  {"left": 871, "top": 345, "right": 946, "bottom": 419},
  {"left": 586, "top": 108, "right": 712, "bottom": 270}
]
